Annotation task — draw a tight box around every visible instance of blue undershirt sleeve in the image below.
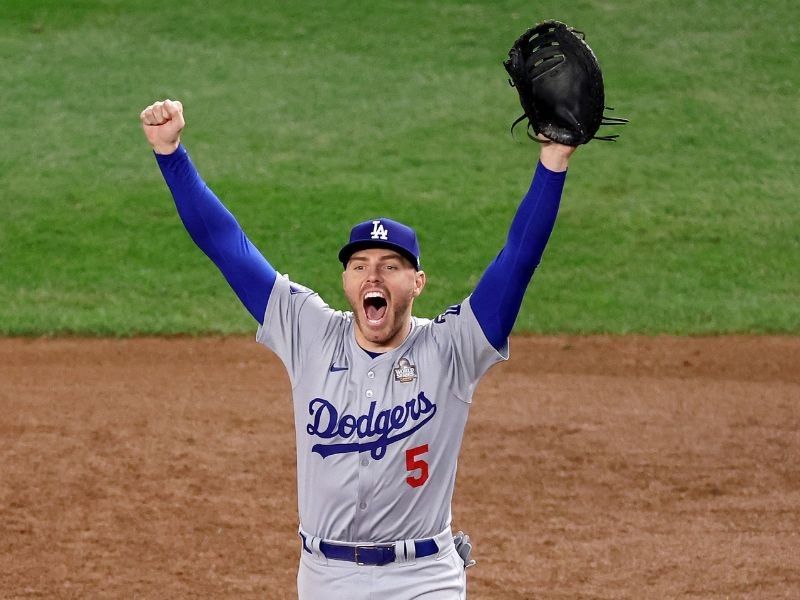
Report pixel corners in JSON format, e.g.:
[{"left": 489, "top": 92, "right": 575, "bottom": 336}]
[
  {"left": 154, "top": 145, "right": 276, "bottom": 324},
  {"left": 471, "top": 161, "right": 567, "bottom": 349}
]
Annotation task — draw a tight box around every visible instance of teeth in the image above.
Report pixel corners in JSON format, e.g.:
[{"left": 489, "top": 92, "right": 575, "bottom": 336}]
[{"left": 363, "top": 291, "right": 385, "bottom": 301}]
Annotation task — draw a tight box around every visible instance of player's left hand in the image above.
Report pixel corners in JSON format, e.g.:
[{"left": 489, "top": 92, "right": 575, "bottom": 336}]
[{"left": 504, "top": 20, "right": 627, "bottom": 145}]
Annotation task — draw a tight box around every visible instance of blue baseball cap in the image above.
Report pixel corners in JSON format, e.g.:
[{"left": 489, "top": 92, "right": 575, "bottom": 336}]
[{"left": 338, "top": 217, "right": 421, "bottom": 270}]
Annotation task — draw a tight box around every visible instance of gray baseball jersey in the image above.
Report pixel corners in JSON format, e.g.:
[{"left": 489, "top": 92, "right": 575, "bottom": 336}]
[{"left": 256, "top": 274, "right": 507, "bottom": 543}]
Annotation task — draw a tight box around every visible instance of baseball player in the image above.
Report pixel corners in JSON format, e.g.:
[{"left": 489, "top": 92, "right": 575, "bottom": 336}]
[{"left": 140, "top": 98, "right": 576, "bottom": 599}]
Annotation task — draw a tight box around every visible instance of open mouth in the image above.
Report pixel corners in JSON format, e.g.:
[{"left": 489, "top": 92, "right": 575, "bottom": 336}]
[{"left": 363, "top": 291, "right": 388, "bottom": 324}]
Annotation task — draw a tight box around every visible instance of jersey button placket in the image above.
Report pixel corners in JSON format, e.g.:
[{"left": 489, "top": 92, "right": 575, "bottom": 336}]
[
  {"left": 354, "top": 366, "right": 375, "bottom": 536},
  {"left": 361, "top": 381, "right": 373, "bottom": 470}
]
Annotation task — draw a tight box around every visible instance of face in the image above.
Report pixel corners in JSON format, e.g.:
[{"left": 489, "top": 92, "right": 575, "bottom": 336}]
[{"left": 342, "top": 248, "right": 426, "bottom": 352}]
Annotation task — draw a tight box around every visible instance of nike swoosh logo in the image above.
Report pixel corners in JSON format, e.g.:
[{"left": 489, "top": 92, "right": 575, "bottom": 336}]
[{"left": 329, "top": 365, "right": 349, "bottom": 372}]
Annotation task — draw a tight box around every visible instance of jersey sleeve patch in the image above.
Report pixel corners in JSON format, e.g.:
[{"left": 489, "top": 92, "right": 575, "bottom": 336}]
[
  {"left": 434, "top": 304, "right": 462, "bottom": 324},
  {"left": 289, "top": 282, "right": 313, "bottom": 295},
  {"left": 427, "top": 297, "right": 508, "bottom": 403}
]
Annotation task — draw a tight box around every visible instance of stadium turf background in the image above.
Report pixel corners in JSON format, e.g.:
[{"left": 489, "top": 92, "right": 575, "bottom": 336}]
[{"left": 1, "top": 0, "right": 798, "bottom": 335}]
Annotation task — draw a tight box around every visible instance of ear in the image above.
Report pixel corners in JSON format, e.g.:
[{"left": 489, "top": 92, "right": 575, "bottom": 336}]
[{"left": 412, "top": 270, "right": 427, "bottom": 298}]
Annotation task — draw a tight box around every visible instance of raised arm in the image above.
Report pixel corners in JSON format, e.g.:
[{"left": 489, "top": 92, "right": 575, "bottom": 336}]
[
  {"left": 471, "top": 142, "right": 576, "bottom": 349},
  {"left": 140, "top": 100, "right": 276, "bottom": 323}
]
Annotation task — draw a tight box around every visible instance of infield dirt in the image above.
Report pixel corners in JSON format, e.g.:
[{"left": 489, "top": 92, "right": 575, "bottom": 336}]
[{"left": 1, "top": 336, "right": 798, "bottom": 599}]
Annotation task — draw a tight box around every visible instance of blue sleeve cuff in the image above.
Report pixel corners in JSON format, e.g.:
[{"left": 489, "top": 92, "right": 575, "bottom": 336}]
[{"left": 154, "top": 143, "right": 188, "bottom": 165}]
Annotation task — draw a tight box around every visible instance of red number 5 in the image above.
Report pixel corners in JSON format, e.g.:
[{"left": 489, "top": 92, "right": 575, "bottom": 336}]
[{"left": 405, "top": 444, "right": 429, "bottom": 488}]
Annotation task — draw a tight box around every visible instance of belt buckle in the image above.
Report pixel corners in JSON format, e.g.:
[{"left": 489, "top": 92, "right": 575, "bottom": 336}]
[
  {"left": 354, "top": 544, "right": 394, "bottom": 566},
  {"left": 354, "top": 545, "right": 370, "bottom": 566}
]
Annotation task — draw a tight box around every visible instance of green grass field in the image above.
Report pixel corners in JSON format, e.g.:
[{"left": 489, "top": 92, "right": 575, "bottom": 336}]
[{"left": 1, "top": 0, "right": 798, "bottom": 335}]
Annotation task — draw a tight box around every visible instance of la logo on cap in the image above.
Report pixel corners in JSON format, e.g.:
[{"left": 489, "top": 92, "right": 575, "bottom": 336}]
[
  {"left": 370, "top": 220, "right": 389, "bottom": 240},
  {"left": 338, "top": 216, "right": 421, "bottom": 271}
]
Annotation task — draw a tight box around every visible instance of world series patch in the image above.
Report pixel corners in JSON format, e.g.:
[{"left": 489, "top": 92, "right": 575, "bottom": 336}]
[{"left": 394, "top": 358, "right": 417, "bottom": 383}]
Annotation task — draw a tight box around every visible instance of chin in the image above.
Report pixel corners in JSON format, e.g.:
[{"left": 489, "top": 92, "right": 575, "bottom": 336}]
[
  {"left": 357, "top": 316, "right": 397, "bottom": 347},
  {"left": 363, "top": 324, "right": 392, "bottom": 344}
]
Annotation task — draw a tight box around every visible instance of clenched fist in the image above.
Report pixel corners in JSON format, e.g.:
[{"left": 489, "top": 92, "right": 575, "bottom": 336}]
[{"left": 140, "top": 99, "right": 184, "bottom": 155}]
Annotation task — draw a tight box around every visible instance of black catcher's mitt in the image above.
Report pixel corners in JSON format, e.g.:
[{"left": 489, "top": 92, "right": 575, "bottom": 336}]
[{"left": 503, "top": 20, "right": 627, "bottom": 145}]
